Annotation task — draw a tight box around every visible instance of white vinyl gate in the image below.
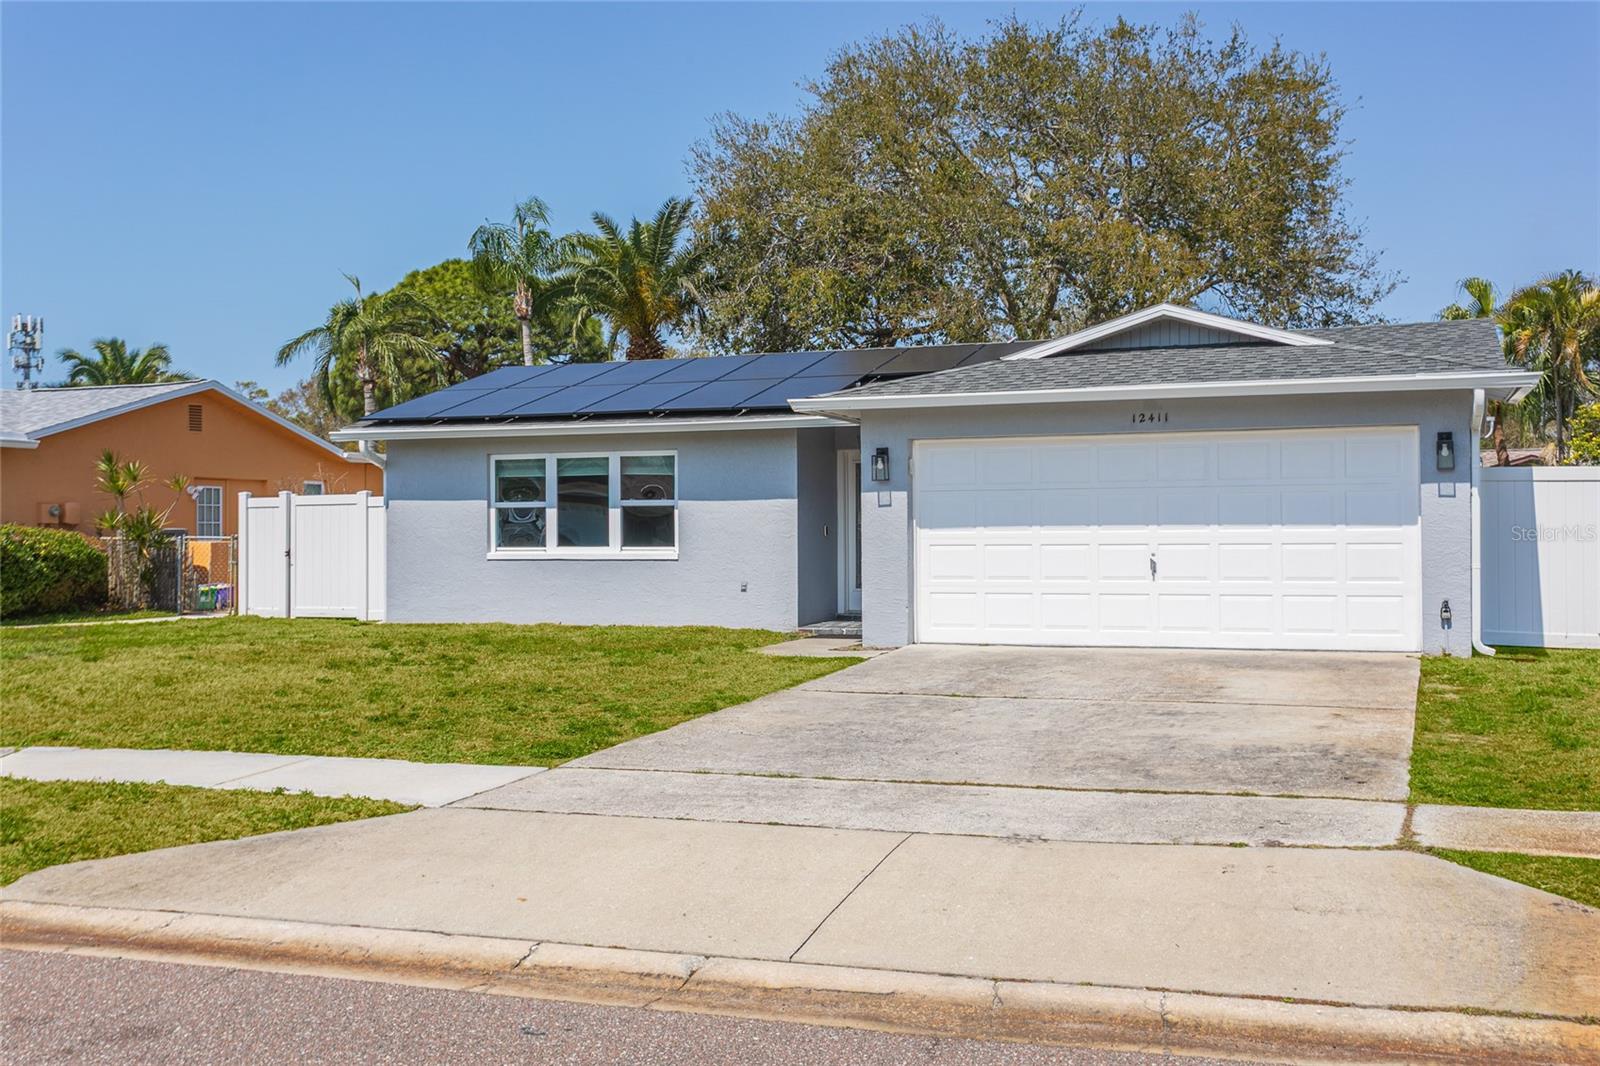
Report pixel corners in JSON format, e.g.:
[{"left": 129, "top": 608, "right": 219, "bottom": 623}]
[
  {"left": 238, "top": 491, "right": 386, "bottom": 621},
  {"left": 1480, "top": 467, "right": 1600, "bottom": 648}
]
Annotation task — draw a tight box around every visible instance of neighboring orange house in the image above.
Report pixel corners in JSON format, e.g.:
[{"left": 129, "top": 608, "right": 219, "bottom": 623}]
[{"left": 1, "top": 380, "right": 382, "bottom": 538}]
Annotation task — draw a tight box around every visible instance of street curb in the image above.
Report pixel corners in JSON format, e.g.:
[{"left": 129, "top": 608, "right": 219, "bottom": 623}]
[{"left": 3, "top": 900, "right": 1596, "bottom": 1064}]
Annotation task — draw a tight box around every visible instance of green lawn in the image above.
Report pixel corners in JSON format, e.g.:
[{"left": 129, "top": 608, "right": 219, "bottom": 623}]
[
  {"left": 1412, "top": 648, "right": 1599, "bottom": 811},
  {"left": 1, "top": 608, "right": 174, "bottom": 628},
  {"left": 0, "top": 777, "right": 408, "bottom": 886},
  {"left": 1431, "top": 848, "right": 1600, "bottom": 910},
  {"left": 0, "top": 617, "right": 855, "bottom": 765}
]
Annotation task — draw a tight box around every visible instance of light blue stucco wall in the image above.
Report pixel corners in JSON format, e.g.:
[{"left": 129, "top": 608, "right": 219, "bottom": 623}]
[
  {"left": 384, "top": 429, "right": 805, "bottom": 630},
  {"left": 857, "top": 390, "right": 1477, "bottom": 655}
]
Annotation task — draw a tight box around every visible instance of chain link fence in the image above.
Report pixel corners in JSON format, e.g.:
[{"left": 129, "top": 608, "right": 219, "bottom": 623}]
[{"left": 102, "top": 535, "right": 237, "bottom": 614}]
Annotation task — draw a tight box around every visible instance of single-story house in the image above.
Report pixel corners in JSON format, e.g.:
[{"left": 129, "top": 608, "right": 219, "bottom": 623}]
[
  {"left": 333, "top": 304, "right": 1537, "bottom": 657},
  {"left": 1, "top": 380, "right": 383, "bottom": 538}
]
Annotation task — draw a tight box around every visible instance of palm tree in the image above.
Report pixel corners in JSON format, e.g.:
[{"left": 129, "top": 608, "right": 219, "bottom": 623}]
[
  {"left": 58, "top": 338, "right": 189, "bottom": 385},
  {"left": 1500, "top": 271, "right": 1600, "bottom": 462},
  {"left": 1440, "top": 277, "right": 1511, "bottom": 466},
  {"left": 469, "top": 197, "right": 568, "bottom": 366},
  {"left": 277, "top": 274, "right": 436, "bottom": 417},
  {"left": 563, "top": 197, "right": 708, "bottom": 361}
]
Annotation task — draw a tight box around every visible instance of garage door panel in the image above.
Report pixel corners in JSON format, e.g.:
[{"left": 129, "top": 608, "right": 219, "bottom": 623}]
[
  {"left": 1096, "top": 444, "right": 1157, "bottom": 483},
  {"left": 1282, "top": 491, "right": 1339, "bottom": 526},
  {"left": 1158, "top": 491, "right": 1216, "bottom": 526},
  {"left": 1157, "top": 593, "right": 1214, "bottom": 632},
  {"left": 1040, "top": 593, "right": 1093, "bottom": 631},
  {"left": 1099, "top": 593, "right": 1153, "bottom": 631},
  {"left": 1040, "top": 544, "right": 1092, "bottom": 581},
  {"left": 914, "top": 428, "right": 1419, "bottom": 651},
  {"left": 1219, "top": 594, "right": 1275, "bottom": 634},
  {"left": 982, "top": 544, "right": 1035, "bottom": 581},
  {"left": 1281, "top": 438, "right": 1339, "bottom": 480},
  {"left": 1218, "top": 491, "right": 1277, "bottom": 526},
  {"left": 1098, "top": 492, "right": 1156, "bottom": 526},
  {"left": 1347, "top": 596, "right": 1406, "bottom": 635}
]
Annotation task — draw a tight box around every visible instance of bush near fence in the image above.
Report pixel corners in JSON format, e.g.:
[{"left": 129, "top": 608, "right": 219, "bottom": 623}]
[{"left": 0, "top": 524, "right": 110, "bottom": 618}]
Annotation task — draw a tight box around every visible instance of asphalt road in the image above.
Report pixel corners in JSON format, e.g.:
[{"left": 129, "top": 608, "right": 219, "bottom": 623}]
[{"left": 1, "top": 950, "right": 1282, "bottom": 1066}]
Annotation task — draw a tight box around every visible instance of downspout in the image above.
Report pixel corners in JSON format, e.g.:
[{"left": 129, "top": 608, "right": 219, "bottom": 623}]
[{"left": 1470, "top": 388, "right": 1495, "bottom": 657}]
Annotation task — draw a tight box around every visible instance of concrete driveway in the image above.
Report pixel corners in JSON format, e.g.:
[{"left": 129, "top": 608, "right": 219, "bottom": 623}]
[
  {"left": 464, "top": 645, "right": 1419, "bottom": 847},
  {"left": 568, "top": 645, "right": 1418, "bottom": 799}
]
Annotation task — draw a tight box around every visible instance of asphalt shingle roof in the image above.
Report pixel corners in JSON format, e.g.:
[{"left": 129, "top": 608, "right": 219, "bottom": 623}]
[
  {"left": 0, "top": 381, "right": 199, "bottom": 440},
  {"left": 829, "top": 319, "right": 1507, "bottom": 400}
]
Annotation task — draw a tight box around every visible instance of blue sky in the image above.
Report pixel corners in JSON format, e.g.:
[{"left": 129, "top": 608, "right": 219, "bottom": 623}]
[{"left": 3, "top": 2, "right": 1596, "bottom": 391}]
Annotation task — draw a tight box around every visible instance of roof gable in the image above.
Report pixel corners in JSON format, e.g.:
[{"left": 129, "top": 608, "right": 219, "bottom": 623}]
[
  {"left": 0, "top": 380, "right": 375, "bottom": 465},
  {"left": 1003, "top": 304, "right": 1331, "bottom": 361}
]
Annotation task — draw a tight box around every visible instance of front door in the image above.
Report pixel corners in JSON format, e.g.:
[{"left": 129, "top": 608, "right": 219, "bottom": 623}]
[{"left": 839, "top": 450, "right": 862, "bottom": 614}]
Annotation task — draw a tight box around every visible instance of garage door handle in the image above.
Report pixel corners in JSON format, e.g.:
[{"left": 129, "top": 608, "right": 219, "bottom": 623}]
[{"left": 1150, "top": 554, "right": 1157, "bottom": 580}]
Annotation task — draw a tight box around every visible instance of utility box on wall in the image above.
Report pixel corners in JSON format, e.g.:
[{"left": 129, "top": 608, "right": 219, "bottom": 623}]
[{"left": 34, "top": 501, "right": 80, "bottom": 526}]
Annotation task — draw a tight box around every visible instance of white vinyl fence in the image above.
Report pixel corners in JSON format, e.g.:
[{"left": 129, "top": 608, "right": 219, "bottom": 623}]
[
  {"left": 238, "top": 491, "right": 386, "bottom": 621},
  {"left": 1480, "top": 467, "right": 1600, "bottom": 648}
]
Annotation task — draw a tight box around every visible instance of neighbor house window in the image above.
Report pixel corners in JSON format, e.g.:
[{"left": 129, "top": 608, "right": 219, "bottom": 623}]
[
  {"left": 489, "top": 452, "right": 676, "bottom": 557},
  {"left": 302, "top": 480, "right": 325, "bottom": 496},
  {"left": 195, "top": 485, "right": 223, "bottom": 538}
]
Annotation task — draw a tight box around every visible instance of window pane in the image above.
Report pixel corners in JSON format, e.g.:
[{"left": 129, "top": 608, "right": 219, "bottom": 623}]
[
  {"left": 495, "top": 506, "right": 546, "bottom": 549},
  {"left": 621, "top": 455, "right": 675, "bottom": 501},
  {"left": 302, "top": 482, "right": 324, "bottom": 496},
  {"left": 557, "top": 457, "right": 610, "bottom": 547},
  {"left": 494, "top": 458, "right": 546, "bottom": 504},
  {"left": 622, "top": 505, "right": 675, "bottom": 548}
]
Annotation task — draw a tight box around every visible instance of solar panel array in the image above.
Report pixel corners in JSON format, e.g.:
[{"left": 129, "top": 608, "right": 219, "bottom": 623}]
[{"left": 366, "top": 342, "right": 1038, "bottom": 423}]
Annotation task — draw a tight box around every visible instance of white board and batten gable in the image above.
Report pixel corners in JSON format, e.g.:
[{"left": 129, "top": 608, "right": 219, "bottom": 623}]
[{"left": 1003, "top": 303, "right": 1333, "bottom": 361}]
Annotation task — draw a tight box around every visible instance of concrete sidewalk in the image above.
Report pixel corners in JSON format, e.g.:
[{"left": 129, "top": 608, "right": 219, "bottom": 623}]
[
  {"left": 5, "top": 808, "right": 1597, "bottom": 1021},
  {"left": 0, "top": 746, "right": 543, "bottom": 807}
]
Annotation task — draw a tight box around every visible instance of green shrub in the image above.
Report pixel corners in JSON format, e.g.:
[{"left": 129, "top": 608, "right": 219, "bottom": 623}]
[
  {"left": 0, "top": 525, "right": 109, "bottom": 618},
  {"left": 1567, "top": 403, "right": 1600, "bottom": 466}
]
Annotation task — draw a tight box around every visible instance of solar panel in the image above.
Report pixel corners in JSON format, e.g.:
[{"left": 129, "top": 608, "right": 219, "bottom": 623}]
[
  {"left": 434, "top": 388, "right": 563, "bottom": 418},
  {"left": 588, "top": 360, "right": 677, "bottom": 385},
  {"left": 795, "top": 350, "right": 899, "bottom": 377},
  {"left": 870, "top": 346, "right": 982, "bottom": 375},
  {"left": 652, "top": 378, "right": 779, "bottom": 412},
  {"left": 370, "top": 388, "right": 497, "bottom": 420},
  {"left": 507, "top": 386, "right": 629, "bottom": 416},
  {"left": 651, "top": 356, "right": 744, "bottom": 382},
  {"left": 578, "top": 381, "right": 703, "bottom": 414},
  {"left": 471, "top": 365, "right": 562, "bottom": 388},
  {"left": 739, "top": 375, "right": 862, "bottom": 409},
  {"left": 527, "top": 362, "right": 628, "bottom": 386},
  {"left": 719, "top": 351, "right": 830, "bottom": 380}
]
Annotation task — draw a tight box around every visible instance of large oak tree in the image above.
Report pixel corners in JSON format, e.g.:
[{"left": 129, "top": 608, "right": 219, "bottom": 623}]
[{"left": 691, "top": 14, "right": 1396, "bottom": 352}]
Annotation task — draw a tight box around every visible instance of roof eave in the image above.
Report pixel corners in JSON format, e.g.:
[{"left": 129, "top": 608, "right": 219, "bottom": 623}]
[
  {"left": 789, "top": 370, "right": 1542, "bottom": 415},
  {"left": 330, "top": 412, "right": 852, "bottom": 442}
]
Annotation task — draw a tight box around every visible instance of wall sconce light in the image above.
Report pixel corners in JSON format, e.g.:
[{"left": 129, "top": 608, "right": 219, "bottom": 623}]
[
  {"left": 870, "top": 447, "right": 890, "bottom": 482},
  {"left": 1440, "top": 600, "right": 1452, "bottom": 629},
  {"left": 1435, "top": 431, "right": 1456, "bottom": 472}
]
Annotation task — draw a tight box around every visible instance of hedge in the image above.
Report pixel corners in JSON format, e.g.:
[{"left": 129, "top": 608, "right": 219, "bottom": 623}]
[{"left": 0, "top": 524, "right": 109, "bottom": 618}]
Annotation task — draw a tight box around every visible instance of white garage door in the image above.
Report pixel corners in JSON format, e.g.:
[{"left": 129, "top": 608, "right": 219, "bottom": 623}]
[{"left": 913, "top": 427, "right": 1421, "bottom": 651}]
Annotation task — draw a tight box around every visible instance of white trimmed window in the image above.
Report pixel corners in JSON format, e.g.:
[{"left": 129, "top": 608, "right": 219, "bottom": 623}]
[
  {"left": 489, "top": 452, "right": 677, "bottom": 558},
  {"left": 302, "top": 480, "right": 325, "bottom": 496},
  {"left": 194, "top": 485, "right": 223, "bottom": 538}
]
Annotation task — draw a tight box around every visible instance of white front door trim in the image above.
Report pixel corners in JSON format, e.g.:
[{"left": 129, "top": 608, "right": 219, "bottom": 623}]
[{"left": 838, "top": 449, "right": 862, "bottom": 614}]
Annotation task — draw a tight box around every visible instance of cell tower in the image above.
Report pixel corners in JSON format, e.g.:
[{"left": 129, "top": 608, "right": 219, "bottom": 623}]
[{"left": 9, "top": 315, "right": 45, "bottom": 390}]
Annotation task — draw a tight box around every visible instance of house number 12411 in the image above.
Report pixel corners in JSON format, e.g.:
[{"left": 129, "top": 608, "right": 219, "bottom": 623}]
[{"left": 1130, "top": 411, "right": 1169, "bottom": 425}]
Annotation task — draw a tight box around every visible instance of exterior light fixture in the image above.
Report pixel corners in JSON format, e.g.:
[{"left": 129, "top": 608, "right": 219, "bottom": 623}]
[
  {"left": 1435, "top": 431, "right": 1456, "bottom": 472},
  {"left": 870, "top": 447, "right": 890, "bottom": 482},
  {"left": 1440, "top": 600, "right": 1452, "bottom": 629}
]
